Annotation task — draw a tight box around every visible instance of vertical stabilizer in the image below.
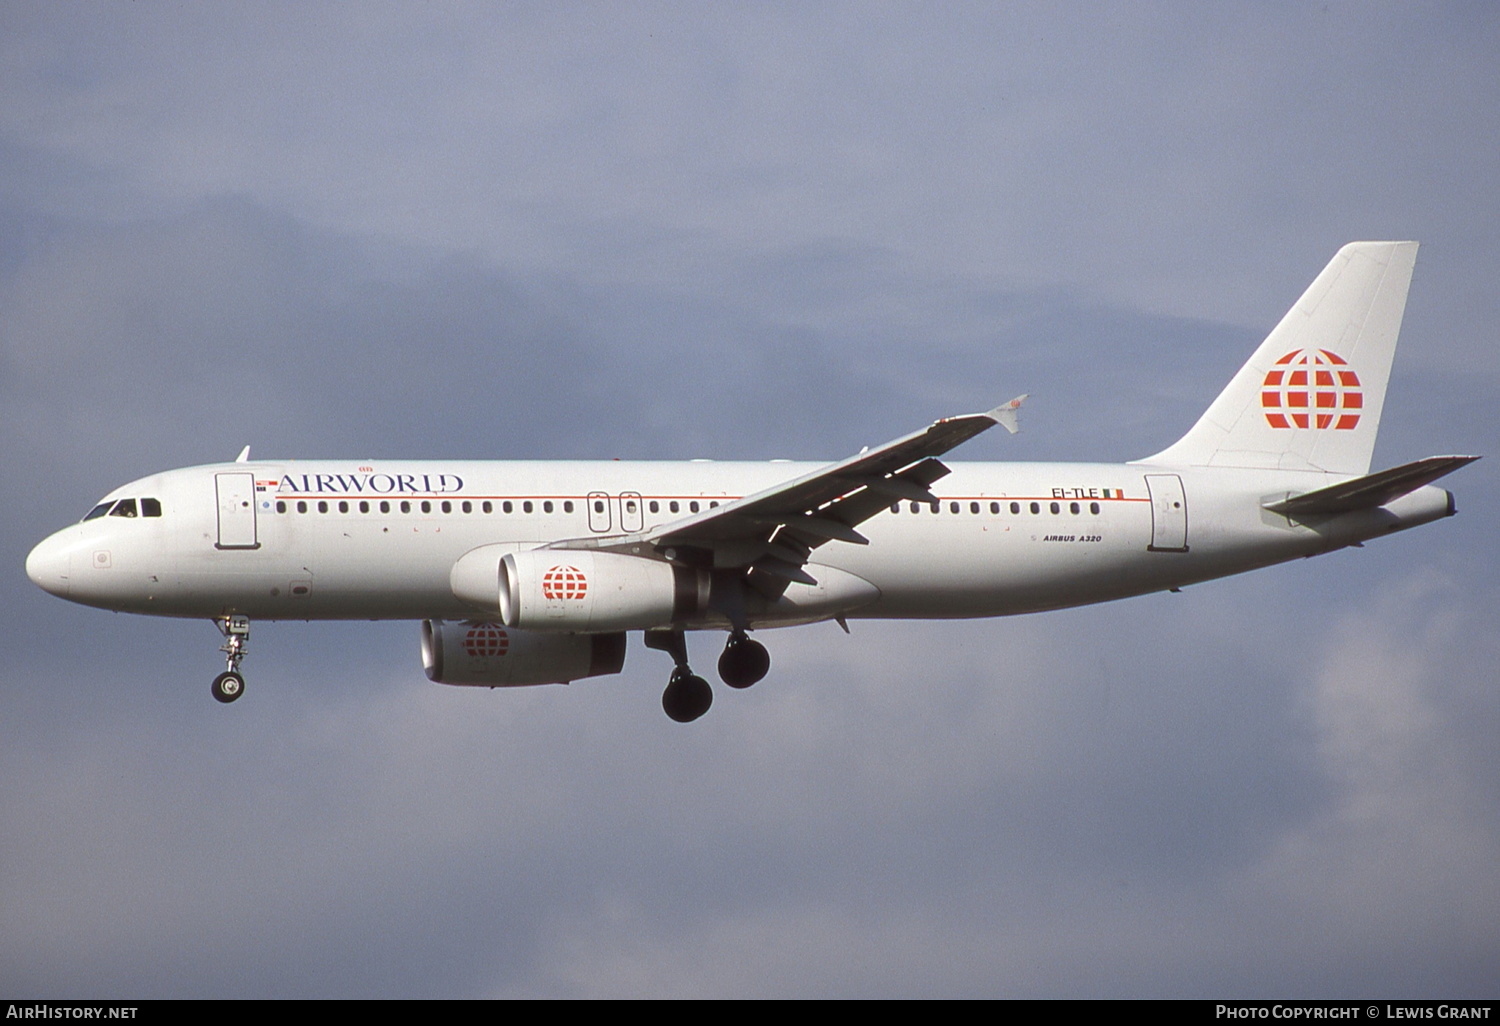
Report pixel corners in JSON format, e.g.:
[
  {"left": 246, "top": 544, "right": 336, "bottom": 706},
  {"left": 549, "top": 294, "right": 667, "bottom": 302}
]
[{"left": 1140, "top": 241, "right": 1418, "bottom": 476}]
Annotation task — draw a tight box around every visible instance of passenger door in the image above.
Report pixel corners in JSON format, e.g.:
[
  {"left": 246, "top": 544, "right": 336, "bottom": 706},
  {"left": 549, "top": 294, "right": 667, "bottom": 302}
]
[
  {"left": 1144, "top": 474, "right": 1188, "bottom": 552},
  {"left": 215, "top": 472, "right": 259, "bottom": 549}
]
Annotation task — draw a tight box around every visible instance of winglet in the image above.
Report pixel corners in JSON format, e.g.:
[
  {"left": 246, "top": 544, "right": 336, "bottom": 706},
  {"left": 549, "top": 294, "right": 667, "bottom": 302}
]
[
  {"left": 234, "top": 445, "right": 251, "bottom": 463},
  {"left": 989, "top": 395, "right": 1029, "bottom": 435}
]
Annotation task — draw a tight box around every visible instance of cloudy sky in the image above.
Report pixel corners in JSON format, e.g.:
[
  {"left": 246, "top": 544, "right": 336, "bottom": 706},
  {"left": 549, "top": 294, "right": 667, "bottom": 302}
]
[{"left": 2, "top": 2, "right": 1496, "bottom": 998}]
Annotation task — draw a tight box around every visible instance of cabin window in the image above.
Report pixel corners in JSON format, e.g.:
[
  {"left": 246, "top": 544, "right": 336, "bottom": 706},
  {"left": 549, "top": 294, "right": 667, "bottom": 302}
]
[
  {"left": 359, "top": 501, "right": 370, "bottom": 513},
  {"left": 318, "top": 501, "right": 329, "bottom": 514},
  {"left": 908, "top": 502, "right": 920, "bottom": 513},
  {"left": 380, "top": 501, "right": 391, "bottom": 514},
  {"left": 417, "top": 500, "right": 429, "bottom": 514},
  {"left": 1049, "top": 502, "right": 1060, "bottom": 514},
  {"left": 564, "top": 500, "right": 574, "bottom": 513},
  {"left": 709, "top": 501, "right": 718, "bottom": 508},
  {"left": 503, "top": 501, "right": 513, "bottom": 513},
  {"left": 276, "top": 500, "right": 287, "bottom": 514},
  {"left": 543, "top": 500, "right": 554, "bottom": 513},
  {"left": 950, "top": 502, "right": 960, "bottom": 514},
  {"left": 690, "top": 501, "right": 700, "bottom": 513},
  {"left": 439, "top": 500, "right": 451, "bottom": 514},
  {"left": 970, "top": 502, "right": 980, "bottom": 514},
  {"left": 338, "top": 501, "right": 349, "bottom": 514},
  {"left": 990, "top": 502, "right": 1001, "bottom": 514},
  {"left": 523, "top": 501, "right": 533, "bottom": 513},
  {"left": 482, "top": 501, "right": 492, "bottom": 513},
  {"left": 1070, "top": 502, "right": 1080, "bottom": 514},
  {"left": 890, "top": 503, "right": 899, "bottom": 514},
  {"left": 930, "top": 501, "right": 940, "bottom": 514},
  {"left": 298, "top": 501, "right": 309, "bottom": 514},
  {"left": 1029, "top": 502, "right": 1040, "bottom": 514},
  {"left": 400, "top": 501, "right": 411, "bottom": 514},
  {"left": 649, "top": 500, "right": 660, "bottom": 513},
  {"left": 1090, "top": 502, "right": 1101, "bottom": 514},
  {"left": 1011, "top": 502, "right": 1021, "bottom": 515},
  {"left": 669, "top": 501, "right": 680, "bottom": 513}
]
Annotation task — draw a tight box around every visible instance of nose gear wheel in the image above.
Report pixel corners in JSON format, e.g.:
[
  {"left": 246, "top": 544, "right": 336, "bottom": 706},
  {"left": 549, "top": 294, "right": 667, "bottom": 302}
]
[{"left": 212, "top": 616, "right": 251, "bottom": 704}]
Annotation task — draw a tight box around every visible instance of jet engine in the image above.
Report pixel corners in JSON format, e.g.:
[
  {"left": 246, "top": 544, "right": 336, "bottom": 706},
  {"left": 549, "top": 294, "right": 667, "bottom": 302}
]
[
  {"left": 421, "top": 619, "right": 626, "bottom": 687},
  {"left": 496, "top": 549, "right": 710, "bottom": 632}
]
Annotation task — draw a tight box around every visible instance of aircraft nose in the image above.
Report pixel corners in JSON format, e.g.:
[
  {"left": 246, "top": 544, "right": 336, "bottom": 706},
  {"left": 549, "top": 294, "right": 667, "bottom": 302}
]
[{"left": 26, "top": 532, "right": 71, "bottom": 599}]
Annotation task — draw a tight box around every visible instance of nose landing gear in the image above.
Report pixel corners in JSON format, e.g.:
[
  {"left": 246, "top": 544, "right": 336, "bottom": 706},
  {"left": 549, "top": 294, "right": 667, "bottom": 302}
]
[
  {"left": 212, "top": 615, "right": 250, "bottom": 704},
  {"left": 211, "top": 670, "right": 244, "bottom": 703}
]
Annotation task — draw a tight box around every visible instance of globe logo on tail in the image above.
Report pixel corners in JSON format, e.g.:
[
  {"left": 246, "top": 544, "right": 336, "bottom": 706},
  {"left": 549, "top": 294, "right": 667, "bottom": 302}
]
[
  {"left": 1261, "top": 349, "right": 1362, "bottom": 430},
  {"left": 542, "top": 565, "right": 588, "bottom": 601}
]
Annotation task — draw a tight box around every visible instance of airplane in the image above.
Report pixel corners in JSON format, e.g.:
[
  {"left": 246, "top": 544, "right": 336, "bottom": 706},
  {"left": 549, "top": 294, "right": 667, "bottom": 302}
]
[{"left": 25, "top": 241, "right": 1478, "bottom": 722}]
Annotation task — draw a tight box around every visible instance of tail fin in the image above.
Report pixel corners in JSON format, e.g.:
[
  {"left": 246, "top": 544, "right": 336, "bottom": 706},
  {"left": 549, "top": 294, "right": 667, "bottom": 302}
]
[{"left": 1140, "top": 241, "right": 1418, "bottom": 476}]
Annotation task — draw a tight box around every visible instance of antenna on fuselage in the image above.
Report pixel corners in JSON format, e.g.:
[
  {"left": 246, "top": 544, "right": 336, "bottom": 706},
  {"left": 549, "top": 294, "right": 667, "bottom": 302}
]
[{"left": 234, "top": 446, "right": 251, "bottom": 463}]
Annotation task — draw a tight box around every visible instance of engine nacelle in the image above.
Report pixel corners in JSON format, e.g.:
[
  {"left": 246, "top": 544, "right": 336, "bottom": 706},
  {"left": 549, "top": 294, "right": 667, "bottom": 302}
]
[
  {"left": 421, "top": 619, "right": 626, "bottom": 687},
  {"left": 498, "top": 549, "right": 710, "bottom": 632}
]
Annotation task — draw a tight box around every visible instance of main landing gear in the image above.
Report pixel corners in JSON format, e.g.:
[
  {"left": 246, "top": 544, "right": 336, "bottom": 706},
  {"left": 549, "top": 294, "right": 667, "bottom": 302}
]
[
  {"left": 646, "top": 628, "right": 773, "bottom": 722},
  {"left": 646, "top": 629, "right": 712, "bottom": 723},
  {"left": 211, "top": 615, "right": 250, "bottom": 704},
  {"left": 718, "top": 630, "right": 770, "bottom": 689}
]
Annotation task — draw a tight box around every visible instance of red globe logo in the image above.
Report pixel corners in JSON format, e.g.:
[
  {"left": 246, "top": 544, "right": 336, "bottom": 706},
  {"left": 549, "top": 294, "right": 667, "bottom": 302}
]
[
  {"left": 542, "top": 565, "right": 588, "bottom": 601},
  {"left": 463, "top": 623, "right": 510, "bottom": 657},
  {"left": 1261, "top": 349, "right": 1362, "bottom": 430}
]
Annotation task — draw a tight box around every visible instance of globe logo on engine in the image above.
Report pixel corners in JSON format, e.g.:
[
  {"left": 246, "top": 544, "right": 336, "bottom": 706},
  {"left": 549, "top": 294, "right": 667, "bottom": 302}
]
[
  {"left": 542, "top": 565, "right": 588, "bottom": 601},
  {"left": 1260, "top": 349, "right": 1362, "bottom": 430},
  {"left": 463, "top": 622, "right": 509, "bottom": 657}
]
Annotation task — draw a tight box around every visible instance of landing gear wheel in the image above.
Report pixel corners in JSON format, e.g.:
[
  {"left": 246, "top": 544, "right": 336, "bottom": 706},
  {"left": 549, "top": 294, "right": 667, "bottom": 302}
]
[
  {"left": 719, "top": 635, "right": 770, "bottom": 689},
  {"left": 212, "top": 671, "right": 245, "bottom": 704},
  {"left": 213, "top": 616, "right": 251, "bottom": 705},
  {"left": 662, "top": 670, "right": 713, "bottom": 723}
]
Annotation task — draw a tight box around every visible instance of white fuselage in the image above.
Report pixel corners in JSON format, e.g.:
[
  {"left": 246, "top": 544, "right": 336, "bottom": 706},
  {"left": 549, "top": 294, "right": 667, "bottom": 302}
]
[{"left": 24, "top": 458, "right": 1455, "bottom": 628}]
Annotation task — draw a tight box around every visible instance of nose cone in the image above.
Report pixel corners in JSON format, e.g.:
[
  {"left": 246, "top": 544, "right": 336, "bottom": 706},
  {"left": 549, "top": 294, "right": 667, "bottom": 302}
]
[{"left": 26, "top": 531, "right": 72, "bottom": 599}]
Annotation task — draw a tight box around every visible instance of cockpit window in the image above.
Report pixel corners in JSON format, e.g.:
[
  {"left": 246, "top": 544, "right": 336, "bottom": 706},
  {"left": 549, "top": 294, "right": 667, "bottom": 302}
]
[{"left": 84, "top": 496, "right": 161, "bottom": 521}]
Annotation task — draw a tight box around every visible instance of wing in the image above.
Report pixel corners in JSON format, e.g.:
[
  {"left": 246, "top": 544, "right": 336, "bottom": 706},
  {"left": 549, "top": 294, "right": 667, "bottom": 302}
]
[{"left": 548, "top": 396, "right": 1028, "bottom": 594}]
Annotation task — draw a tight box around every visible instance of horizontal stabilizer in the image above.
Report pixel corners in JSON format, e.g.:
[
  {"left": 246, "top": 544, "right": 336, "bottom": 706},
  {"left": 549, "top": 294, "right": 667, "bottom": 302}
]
[{"left": 1264, "top": 455, "right": 1479, "bottom": 516}]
